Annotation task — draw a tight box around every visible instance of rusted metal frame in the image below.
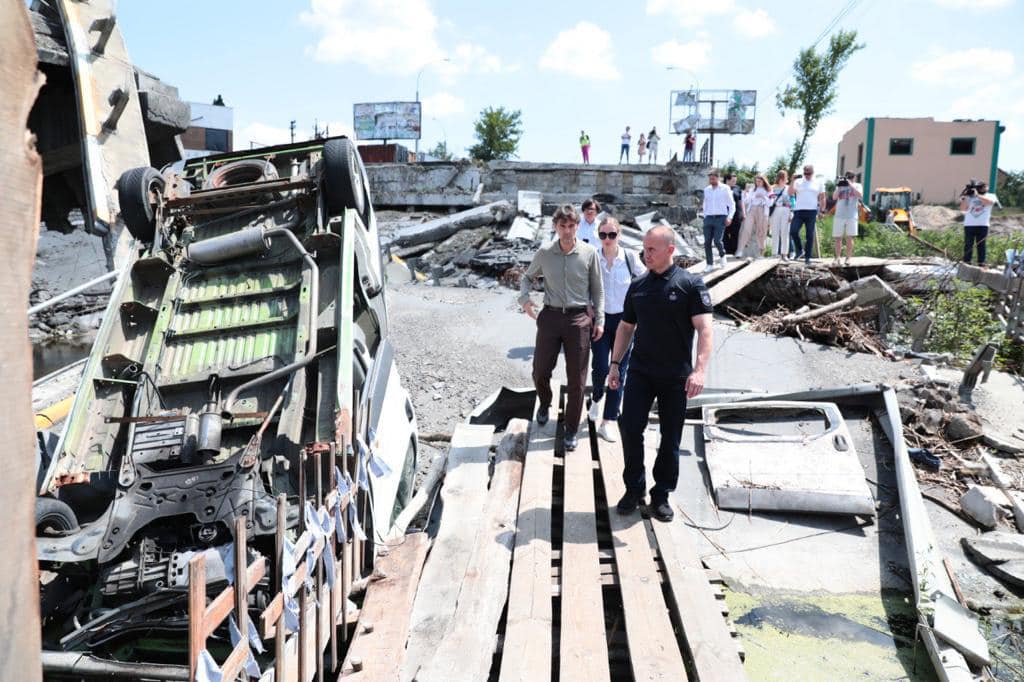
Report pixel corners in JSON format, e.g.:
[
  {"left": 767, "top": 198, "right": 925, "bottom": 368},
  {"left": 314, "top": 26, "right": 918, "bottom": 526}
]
[{"left": 167, "top": 179, "right": 315, "bottom": 208}]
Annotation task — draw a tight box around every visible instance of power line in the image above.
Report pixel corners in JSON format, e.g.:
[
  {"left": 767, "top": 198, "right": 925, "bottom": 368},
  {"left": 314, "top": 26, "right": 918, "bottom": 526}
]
[{"left": 771, "top": 0, "right": 863, "bottom": 96}]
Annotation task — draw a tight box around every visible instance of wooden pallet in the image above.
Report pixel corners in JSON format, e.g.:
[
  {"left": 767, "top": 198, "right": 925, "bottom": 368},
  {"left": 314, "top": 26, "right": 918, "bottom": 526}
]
[{"left": 375, "top": 384, "right": 746, "bottom": 681}]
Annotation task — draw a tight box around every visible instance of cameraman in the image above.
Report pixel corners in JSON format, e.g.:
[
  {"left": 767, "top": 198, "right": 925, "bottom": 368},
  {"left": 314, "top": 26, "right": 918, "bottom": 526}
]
[
  {"left": 832, "top": 171, "right": 862, "bottom": 265},
  {"left": 959, "top": 181, "right": 998, "bottom": 265}
]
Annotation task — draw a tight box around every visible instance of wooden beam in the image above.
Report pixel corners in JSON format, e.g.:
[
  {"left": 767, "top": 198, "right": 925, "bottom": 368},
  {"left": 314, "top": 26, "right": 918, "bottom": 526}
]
[
  {"left": 339, "top": 533, "right": 430, "bottom": 679},
  {"left": 500, "top": 404, "right": 557, "bottom": 682},
  {"left": 188, "top": 554, "right": 206, "bottom": 682},
  {"left": 595, "top": 439, "right": 689, "bottom": 681},
  {"left": 708, "top": 259, "right": 778, "bottom": 305},
  {"left": 204, "top": 558, "right": 266, "bottom": 640},
  {"left": 402, "top": 423, "right": 496, "bottom": 680},
  {"left": 648, "top": 508, "right": 748, "bottom": 680},
  {"left": 421, "top": 421, "right": 529, "bottom": 680},
  {"left": 559, "top": 413, "right": 610, "bottom": 682}
]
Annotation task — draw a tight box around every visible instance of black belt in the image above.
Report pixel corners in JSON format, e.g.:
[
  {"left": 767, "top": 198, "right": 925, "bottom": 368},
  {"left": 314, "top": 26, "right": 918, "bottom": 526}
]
[{"left": 548, "top": 306, "right": 587, "bottom": 315}]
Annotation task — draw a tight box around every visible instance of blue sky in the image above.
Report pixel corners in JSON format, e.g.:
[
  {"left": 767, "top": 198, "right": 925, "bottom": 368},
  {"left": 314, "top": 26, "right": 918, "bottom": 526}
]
[{"left": 119, "top": 0, "right": 1024, "bottom": 173}]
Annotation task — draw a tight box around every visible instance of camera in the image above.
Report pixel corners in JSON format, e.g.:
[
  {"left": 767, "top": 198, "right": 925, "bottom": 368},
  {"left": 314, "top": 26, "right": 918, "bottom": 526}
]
[
  {"left": 961, "top": 179, "right": 984, "bottom": 197},
  {"left": 836, "top": 177, "right": 850, "bottom": 188}
]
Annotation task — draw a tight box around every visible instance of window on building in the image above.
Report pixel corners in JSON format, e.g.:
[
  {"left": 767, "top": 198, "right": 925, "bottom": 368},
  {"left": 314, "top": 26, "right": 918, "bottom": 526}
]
[
  {"left": 950, "top": 137, "right": 976, "bottom": 155},
  {"left": 857, "top": 143, "right": 863, "bottom": 167},
  {"left": 840, "top": 156, "right": 846, "bottom": 174},
  {"left": 889, "top": 138, "right": 913, "bottom": 155},
  {"left": 205, "top": 128, "right": 229, "bottom": 153}
]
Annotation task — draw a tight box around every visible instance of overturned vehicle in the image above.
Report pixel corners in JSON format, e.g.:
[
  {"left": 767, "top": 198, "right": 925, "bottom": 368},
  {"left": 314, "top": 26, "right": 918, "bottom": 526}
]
[{"left": 36, "top": 137, "right": 418, "bottom": 678}]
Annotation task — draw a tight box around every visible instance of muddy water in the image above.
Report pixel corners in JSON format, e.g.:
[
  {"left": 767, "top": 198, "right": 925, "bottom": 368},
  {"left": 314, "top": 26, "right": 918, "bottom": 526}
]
[{"left": 32, "top": 342, "right": 90, "bottom": 380}]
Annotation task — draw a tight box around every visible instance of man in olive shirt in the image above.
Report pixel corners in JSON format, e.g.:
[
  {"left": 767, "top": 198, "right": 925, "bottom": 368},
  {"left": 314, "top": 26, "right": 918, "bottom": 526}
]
[
  {"left": 607, "top": 226, "right": 713, "bottom": 522},
  {"left": 520, "top": 204, "right": 605, "bottom": 451}
]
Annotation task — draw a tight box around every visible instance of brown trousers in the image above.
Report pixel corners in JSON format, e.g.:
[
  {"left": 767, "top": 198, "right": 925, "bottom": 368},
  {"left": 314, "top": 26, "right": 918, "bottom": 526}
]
[{"left": 533, "top": 308, "right": 591, "bottom": 433}]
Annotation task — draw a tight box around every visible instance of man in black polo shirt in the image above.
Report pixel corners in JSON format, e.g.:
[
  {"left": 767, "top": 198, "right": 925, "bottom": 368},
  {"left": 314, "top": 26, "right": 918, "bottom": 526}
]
[{"left": 607, "top": 225, "right": 714, "bottom": 522}]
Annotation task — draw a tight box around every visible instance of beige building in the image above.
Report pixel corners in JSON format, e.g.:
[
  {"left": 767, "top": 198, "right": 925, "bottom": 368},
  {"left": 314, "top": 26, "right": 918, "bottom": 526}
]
[{"left": 836, "top": 117, "right": 1003, "bottom": 205}]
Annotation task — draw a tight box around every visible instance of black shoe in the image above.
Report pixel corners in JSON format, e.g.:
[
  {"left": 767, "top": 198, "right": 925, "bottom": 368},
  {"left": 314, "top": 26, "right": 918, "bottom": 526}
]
[
  {"left": 616, "top": 490, "right": 644, "bottom": 514},
  {"left": 564, "top": 434, "right": 578, "bottom": 451},
  {"left": 535, "top": 405, "right": 549, "bottom": 426},
  {"left": 650, "top": 499, "right": 674, "bottom": 522}
]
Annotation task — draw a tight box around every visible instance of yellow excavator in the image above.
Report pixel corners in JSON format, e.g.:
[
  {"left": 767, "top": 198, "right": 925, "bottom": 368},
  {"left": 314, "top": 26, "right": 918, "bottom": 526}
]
[{"left": 873, "top": 187, "right": 918, "bottom": 235}]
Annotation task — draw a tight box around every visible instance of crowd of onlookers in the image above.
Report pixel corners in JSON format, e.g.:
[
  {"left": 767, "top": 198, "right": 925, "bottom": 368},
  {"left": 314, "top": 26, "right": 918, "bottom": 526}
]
[{"left": 579, "top": 126, "right": 699, "bottom": 165}]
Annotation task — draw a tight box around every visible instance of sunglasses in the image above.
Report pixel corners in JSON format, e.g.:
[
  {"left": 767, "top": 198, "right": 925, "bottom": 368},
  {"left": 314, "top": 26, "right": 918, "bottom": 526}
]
[{"left": 598, "top": 231, "right": 618, "bottom": 240}]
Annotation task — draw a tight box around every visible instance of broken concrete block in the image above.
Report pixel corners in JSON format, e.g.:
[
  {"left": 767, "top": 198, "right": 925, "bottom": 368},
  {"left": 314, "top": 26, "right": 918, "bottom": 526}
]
[
  {"left": 962, "top": 532, "right": 1024, "bottom": 589},
  {"left": 516, "top": 190, "right": 542, "bottom": 218},
  {"left": 960, "top": 485, "right": 1007, "bottom": 529},
  {"left": 849, "top": 275, "right": 901, "bottom": 307},
  {"left": 944, "top": 412, "right": 983, "bottom": 445}
]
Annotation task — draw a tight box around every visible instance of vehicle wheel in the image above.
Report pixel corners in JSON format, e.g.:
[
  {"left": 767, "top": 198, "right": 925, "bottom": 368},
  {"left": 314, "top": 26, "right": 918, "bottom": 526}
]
[
  {"left": 36, "top": 497, "right": 79, "bottom": 535},
  {"left": 116, "top": 166, "right": 165, "bottom": 245},
  {"left": 323, "top": 138, "right": 367, "bottom": 220}
]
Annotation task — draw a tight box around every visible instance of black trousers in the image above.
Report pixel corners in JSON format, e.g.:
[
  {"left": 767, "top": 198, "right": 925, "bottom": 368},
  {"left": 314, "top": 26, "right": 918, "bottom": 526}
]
[
  {"left": 619, "top": 368, "right": 687, "bottom": 502},
  {"left": 533, "top": 307, "right": 591, "bottom": 434},
  {"left": 964, "top": 225, "right": 989, "bottom": 264}
]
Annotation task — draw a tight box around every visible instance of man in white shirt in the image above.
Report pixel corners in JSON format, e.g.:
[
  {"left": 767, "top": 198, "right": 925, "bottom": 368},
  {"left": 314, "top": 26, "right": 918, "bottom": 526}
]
[
  {"left": 578, "top": 198, "right": 601, "bottom": 245},
  {"left": 960, "top": 181, "right": 999, "bottom": 264},
  {"left": 619, "top": 126, "right": 631, "bottom": 164},
  {"left": 702, "top": 170, "right": 736, "bottom": 272},
  {"left": 832, "top": 171, "right": 862, "bottom": 264},
  {"left": 788, "top": 164, "right": 826, "bottom": 265}
]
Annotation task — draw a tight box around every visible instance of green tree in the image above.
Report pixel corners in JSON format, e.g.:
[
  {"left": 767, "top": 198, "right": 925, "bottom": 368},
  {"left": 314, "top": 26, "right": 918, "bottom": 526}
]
[
  {"left": 427, "top": 140, "right": 453, "bottom": 161},
  {"left": 468, "top": 106, "right": 523, "bottom": 161},
  {"left": 997, "top": 169, "right": 1024, "bottom": 208},
  {"left": 777, "top": 30, "right": 864, "bottom": 177}
]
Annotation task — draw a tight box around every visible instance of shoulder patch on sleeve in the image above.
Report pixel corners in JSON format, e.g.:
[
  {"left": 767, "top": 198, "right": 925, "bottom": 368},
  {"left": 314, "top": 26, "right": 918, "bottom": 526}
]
[{"left": 700, "top": 290, "right": 712, "bottom": 308}]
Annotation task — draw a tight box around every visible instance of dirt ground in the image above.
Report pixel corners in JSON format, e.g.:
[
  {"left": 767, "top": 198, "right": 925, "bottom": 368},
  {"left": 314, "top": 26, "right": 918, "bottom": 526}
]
[{"left": 913, "top": 203, "right": 1024, "bottom": 235}]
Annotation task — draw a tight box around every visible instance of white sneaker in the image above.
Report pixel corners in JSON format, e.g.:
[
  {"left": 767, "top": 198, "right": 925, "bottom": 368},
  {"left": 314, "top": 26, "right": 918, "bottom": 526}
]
[
  {"left": 721, "top": 254, "right": 729, "bottom": 266},
  {"left": 588, "top": 398, "right": 603, "bottom": 422},
  {"left": 597, "top": 422, "right": 618, "bottom": 442},
  {"left": 703, "top": 263, "right": 715, "bottom": 273},
  {"left": 713, "top": 260, "right": 724, "bottom": 270}
]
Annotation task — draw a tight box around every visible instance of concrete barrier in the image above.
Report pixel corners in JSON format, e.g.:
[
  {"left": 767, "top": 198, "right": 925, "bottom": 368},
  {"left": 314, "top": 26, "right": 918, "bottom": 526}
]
[{"left": 366, "top": 160, "right": 708, "bottom": 223}]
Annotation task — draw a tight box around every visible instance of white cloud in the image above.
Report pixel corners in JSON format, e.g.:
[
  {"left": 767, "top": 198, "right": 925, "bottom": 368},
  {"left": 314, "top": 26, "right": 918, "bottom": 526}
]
[
  {"left": 646, "top": 0, "right": 735, "bottom": 27},
  {"left": 538, "top": 22, "right": 620, "bottom": 80},
  {"left": 733, "top": 8, "right": 776, "bottom": 38},
  {"left": 910, "top": 48, "right": 1015, "bottom": 83},
  {"left": 299, "top": 0, "right": 508, "bottom": 80},
  {"left": 422, "top": 91, "right": 465, "bottom": 117},
  {"left": 650, "top": 40, "right": 712, "bottom": 70}
]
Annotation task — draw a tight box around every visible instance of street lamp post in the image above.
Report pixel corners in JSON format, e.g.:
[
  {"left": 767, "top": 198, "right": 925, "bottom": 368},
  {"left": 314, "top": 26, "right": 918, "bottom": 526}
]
[{"left": 415, "top": 57, "right": 450, "bottom": 159}]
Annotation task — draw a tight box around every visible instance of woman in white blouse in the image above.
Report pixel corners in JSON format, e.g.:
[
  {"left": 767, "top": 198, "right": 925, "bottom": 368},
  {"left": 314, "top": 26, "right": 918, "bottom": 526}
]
[{"left": 588, "top": 217, "right": 645, "bottom": 442}]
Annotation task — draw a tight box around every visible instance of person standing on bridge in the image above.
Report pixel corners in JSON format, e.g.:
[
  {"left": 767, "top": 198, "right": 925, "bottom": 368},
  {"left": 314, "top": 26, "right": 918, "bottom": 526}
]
[
  {"left": 647, "top": 127, "right": 660, "bottom": 164},
  {"left": 788, "top": 164, "right": 826, "bottom": 265},
  {"left": 607, "top": 226, "right": 714, "bottom": 522},
  {"left": 832, "top": 171, "right": 862, "bottom": 265},
  {"left": 701, "top": 170, "right": 735, "bottom": 272},
  {"left": 519, "top": 204, "right": 605, "bottom": 452},
  {"left": 588, "top": 217, "right": 645, "bottom": 443},
  {"left": 619, "top": 126, "right": 632, "bottom": 164},
  {"left": 580, "top": 130, "right": 591, "bottom": 164}
]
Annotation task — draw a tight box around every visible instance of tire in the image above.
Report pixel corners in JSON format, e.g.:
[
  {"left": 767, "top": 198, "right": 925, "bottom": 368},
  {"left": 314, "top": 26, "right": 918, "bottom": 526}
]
[
  {"left": 203, "top": 159, "right": 278, "bottom": 189},
  {"left": 116, "top": 166, "right": 165, "bottom": 245},
  {"left": 323, "top": 138, "right": 367, "bottom": 220},
  {"left": 36, "top": 497, "right": 79, "bottom": 535}
]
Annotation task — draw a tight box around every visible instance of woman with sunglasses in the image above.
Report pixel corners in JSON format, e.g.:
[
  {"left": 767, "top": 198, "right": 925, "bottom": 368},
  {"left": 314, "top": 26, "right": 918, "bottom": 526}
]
[{"left": 588, "top": 217, "right": 645, "bottom": 442}]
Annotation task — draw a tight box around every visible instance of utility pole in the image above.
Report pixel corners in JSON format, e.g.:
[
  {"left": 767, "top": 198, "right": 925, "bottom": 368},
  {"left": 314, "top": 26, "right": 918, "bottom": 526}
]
[{"left": 289, "top": 120, "right": 296, "bottom": 143}]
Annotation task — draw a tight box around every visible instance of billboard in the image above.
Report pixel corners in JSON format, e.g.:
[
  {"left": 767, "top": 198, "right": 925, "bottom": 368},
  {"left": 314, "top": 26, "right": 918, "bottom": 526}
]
[
  {"left": 670, "top": 89, "right": 756, "bottom": 135},
  {"left": 353, "top": 101, "right": 422, "bottom": 141}
]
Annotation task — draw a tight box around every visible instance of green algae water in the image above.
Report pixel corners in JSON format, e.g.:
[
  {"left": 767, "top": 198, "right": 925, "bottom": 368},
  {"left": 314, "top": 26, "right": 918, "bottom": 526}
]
[{"left": 724, "top": 587, "right": 939, "bottom": 681}]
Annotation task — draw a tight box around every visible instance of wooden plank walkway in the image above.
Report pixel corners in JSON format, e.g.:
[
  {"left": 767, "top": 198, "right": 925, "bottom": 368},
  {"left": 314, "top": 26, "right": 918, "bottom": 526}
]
[
  {"left": 348, "top": 385, "right": 746, "bottom": 681},
  {"left": 708, "top": 258, "right": 778, "bottom": 305},
  {"left": 559, "top": 407, "right": 610, "bottom": 682},
  {"left": 402, "top": 423, "right": 495, "bottom": 680}
]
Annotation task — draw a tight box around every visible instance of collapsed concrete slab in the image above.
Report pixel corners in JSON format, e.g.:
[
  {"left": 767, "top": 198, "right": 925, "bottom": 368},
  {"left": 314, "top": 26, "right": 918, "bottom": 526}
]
[{"left": 389, "top": 201, "right": 513, "bottom": 248}]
